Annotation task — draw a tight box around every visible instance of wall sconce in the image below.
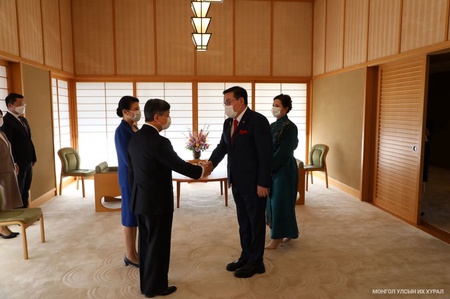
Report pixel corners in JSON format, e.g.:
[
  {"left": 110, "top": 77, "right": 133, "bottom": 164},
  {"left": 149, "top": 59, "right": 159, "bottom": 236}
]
[{"left": 191, "top": 0, "right": 223, "bottom": 51}]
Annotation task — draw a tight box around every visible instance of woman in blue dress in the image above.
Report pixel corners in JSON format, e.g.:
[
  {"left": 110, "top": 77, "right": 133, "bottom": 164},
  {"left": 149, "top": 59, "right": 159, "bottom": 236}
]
[
  {"left": 265, "top": 94, "right": 299, "bottom": 250},
  {"left": 115, "top": 96, "right": 140, "bottom": 267}
]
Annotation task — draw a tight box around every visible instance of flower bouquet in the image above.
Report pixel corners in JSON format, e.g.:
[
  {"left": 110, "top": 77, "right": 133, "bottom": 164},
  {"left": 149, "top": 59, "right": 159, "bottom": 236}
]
[{"left": 185, "top": 125, "right": 210, "bottom": 159}]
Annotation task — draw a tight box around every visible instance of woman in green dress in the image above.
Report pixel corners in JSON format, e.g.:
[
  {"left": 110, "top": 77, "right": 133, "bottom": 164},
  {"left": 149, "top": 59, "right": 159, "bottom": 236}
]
[{"left": 265, "top": 94, "right": 299, "bottom": 250}]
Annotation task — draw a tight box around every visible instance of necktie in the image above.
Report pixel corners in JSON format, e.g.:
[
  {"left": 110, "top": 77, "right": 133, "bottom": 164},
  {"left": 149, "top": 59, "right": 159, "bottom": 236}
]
[
  {"left": 19, "top": 116, "right": 29, "bottom": 135},
  {"left": 231, "top": 119, "right": 238, "bottom": 144}
]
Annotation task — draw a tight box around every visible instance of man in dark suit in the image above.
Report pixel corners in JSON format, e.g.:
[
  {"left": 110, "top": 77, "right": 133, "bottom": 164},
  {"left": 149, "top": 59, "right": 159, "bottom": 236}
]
[
  {"left": 1, "top": 93, "right": 36, "bottom": 208},
  {"left": 208, "top": 86, "right": 273, "bottom": 278},
  {"left": 127, "top": 98, "right": 212, "bottom": 298}
]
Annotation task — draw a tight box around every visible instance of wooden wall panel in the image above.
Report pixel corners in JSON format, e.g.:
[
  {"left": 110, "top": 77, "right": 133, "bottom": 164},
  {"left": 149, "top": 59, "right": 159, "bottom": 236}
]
[
  {"left": 374, "top": 57, "right": 426, "bottom": 223},
  {"left": 72, "top": 0, "right": 115, "bottom": 75},
  {"left": 115, "top": 0, "right": 154, "bottom": 75},
  {"left": 22, "top": 64, "right": 55, "bottom": 201},
  {"left": 156, "top": 0, "right": 194, "bottom": 76},
  {"left": 197, "top": 0, "right": 234, "bottom": 76},
  {"left": 235, "top": 0, "right": 271, "bottom": 76},
  {"left": 325, "top": 0, "right": 344, "bottom": 72},
  {"left": 313, "top": 0, "right": 326, "bottom": 76},
  {"left": 0, "top": 0, "right": 19, "bottom": 56},
  {"left": 311, "top": 68, "right": 366, "bottom": 190},
  {"left": 17, "top": 0, "right": 44, "bottom": 64},
  {"left": 367, "top": 0, "right": 401, "bottom": 61},
  {"left": 273, "top": 1, "right": 312, "bottom": 77},
  {"left": 60, "top": 0, "right": 74, "bottom": 74},
  {"left": 41, "top": 0, "right": 62, "bottom": 70},
  {"left": 344, "top": 0, "right": 369, "bottom": 68},
  {"left": 401, "top": 0, "right": 447, "bottom": 53}
]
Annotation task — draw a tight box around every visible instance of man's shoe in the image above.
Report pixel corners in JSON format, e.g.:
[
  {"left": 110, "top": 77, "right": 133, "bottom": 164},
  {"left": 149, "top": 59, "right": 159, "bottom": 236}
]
[
  {"left": 234, "top": 263, "right": 265, "bottom": 278},
  {"left": 226, "top": 258, "right": 247, "bottom": 272},
  {"left": 145, "top": 286, "right": 177, "bottom": 298}
]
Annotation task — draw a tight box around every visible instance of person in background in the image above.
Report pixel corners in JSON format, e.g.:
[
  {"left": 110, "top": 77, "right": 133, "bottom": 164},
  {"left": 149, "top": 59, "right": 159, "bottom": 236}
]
[
  {"left": 0, "top": 109, "right": 23, "bottom": 238},
  {"left": 127, "top": 98, "right": 212, "bottom": 298},
  {"left": 114, "top": 96, "right": 141, "bottom": 268},
  {"left": 265, "top": 94, "right": 299, "bottom": 250},
  {"left": 0, "top": 93, "right": 36, "bottom": 208},
  {"left": 207, "top": 86, "right": 273, "bottom": 278}
]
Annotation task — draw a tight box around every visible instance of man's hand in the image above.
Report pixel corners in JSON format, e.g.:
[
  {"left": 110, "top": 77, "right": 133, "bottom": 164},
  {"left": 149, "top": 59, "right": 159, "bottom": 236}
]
[
  {"left": 257, "top": 185, "right": 269, "bottom": 198},
  {"left": 199, "top": 161, "right": 214, "bottom": 177}
]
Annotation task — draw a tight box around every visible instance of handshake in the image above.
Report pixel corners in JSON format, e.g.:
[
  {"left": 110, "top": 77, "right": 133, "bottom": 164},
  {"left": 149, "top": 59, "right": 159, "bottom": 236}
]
[{"left": 198, "top": 161, "right": 214, "bottom": 177}]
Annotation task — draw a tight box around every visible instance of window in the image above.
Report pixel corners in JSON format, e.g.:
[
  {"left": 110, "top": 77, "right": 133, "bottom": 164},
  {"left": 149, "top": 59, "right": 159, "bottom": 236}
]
[
  {"left": 76, "top": 82, "right": 133, "bottom": 168},
  {"left": 75, "top": 81, "right": 307, "bottom": 168},
  {"left": 255, "top": 83, "right": 307, "bottom": 161},
  {"left": 0, "top": 65, "right": 8, "bottom": 112},
  {"left": 137, "top": 82, "right": 193, "bottom": 160},
  {"left": 52, "top": 78, "right": 71, "bottom": 181}
]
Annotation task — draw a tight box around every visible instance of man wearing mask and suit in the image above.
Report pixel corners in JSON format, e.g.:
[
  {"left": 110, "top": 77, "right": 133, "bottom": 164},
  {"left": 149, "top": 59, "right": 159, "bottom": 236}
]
[
  {"left": 207, "top": 86, "right": 273, "bottom": 278},
  {"left": 127, "top": 98, "right": 212, "bottom": 298},
  {"left": 0, "top": 93, "right": 36, "bottom": 208}
]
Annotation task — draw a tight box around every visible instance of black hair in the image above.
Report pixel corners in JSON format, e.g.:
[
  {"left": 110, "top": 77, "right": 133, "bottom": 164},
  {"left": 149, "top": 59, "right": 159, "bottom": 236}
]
[
  {"left": 274, "top": 94, "right": 293, "bottom": 113},
  {"left": 223, "top": 86, "right": 248, "bottom": 105},
  {"left": 116, "top": 96, "right": 139, "bottom": 117},
  {"left": 5, "top": 93, "right": 24, "bottom": 106},
  {"left": 144, "top": 99, "right": 171, "bottom": 122}
]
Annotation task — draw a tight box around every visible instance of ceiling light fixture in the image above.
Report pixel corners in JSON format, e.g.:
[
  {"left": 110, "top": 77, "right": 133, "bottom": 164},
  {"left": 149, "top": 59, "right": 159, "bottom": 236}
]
[{"left": 191, "top": 0, "right": 223, "bottom": 51}]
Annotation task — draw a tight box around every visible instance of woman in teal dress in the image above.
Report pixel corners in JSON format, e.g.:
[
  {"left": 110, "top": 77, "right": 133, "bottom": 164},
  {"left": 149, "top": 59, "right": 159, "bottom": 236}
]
[{"left": 265, "top": 94, "right": 299, "bottom": 250}]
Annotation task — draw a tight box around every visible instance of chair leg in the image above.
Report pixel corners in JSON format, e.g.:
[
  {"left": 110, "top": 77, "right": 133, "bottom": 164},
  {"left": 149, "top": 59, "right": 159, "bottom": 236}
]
[
  {"left": 310, "top": 171, "right": 314, "bottom": 184},
  {"left": 40, "top": 215, "right": 46, "bottom": 243},
  {"left": 20, "top": 224, "right": 28, "bottom": 260},
  {"left": 59, "top": 174, "right": 63, "bottom": 195},
  {"left": 305, "top": 171, "right": 309, "bottom": 191},
  {"left": 81, "top": 177, "right": 85, "bottom": 198},
  {"left": 325, "top": 169, "right": 329, "bottom": 188}
]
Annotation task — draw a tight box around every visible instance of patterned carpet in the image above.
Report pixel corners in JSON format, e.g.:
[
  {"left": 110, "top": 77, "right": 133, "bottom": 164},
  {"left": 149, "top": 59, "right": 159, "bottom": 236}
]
[{"left": 1, "top": 178, "right": 449, "bottom": 299}]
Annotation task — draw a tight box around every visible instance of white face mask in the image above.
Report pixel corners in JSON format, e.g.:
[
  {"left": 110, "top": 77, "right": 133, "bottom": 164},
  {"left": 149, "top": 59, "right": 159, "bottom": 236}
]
[
  {"left": 272, "top": 107, "right": 282, "bottom": 118},
  {"left": 14, "top": 105, "right": 26, "bottom": 115},
  {"left": 160, "top": 116, "right": 171, "bottom": 130},
  {"left": 225, "top": 105, "right": 237, "bottom": 118},
  {"left": 130, "top": 110, "right": 141, "bottom": 122}
]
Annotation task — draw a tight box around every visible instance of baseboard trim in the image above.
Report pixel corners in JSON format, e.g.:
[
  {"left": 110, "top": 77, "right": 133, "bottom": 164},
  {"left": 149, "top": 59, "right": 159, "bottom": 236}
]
[{"left": 29, "top": 189, "right": 56, "bottom": 207}]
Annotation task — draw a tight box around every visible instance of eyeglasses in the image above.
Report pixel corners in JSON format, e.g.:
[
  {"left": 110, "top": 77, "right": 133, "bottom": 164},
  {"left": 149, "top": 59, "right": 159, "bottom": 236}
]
[{"left": 223, "top": 99, "right": 237, "bottom": 106}]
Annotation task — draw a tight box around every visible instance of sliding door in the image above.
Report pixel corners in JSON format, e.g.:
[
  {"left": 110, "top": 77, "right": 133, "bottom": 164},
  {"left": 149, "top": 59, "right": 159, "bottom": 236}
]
[{"left": 373, "top": 56, "right": 427, "bottom": 223}]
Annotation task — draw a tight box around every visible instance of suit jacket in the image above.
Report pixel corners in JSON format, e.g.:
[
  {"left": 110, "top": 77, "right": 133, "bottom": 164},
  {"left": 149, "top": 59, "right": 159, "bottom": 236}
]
[
  {"left": 209, "top": 108, "right": 273, "bottom": 195},
  {"left": 0, "top": 112, "right": 36, "bottom": 166},
  {"left": 127, "top": 124, "right": 203, "bottom": 216}
]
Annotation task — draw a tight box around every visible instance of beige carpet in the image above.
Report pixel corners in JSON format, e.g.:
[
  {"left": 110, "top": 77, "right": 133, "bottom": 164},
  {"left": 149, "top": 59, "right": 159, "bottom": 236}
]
[{"left": 1, "top": 178, "right": 449, "bottom": 299}]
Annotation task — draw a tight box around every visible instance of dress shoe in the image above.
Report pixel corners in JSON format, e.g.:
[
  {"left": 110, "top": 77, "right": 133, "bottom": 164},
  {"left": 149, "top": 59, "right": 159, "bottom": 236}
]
[
  {"left": 226, "top": 258, "right": 247, "bottom": 272},
  {"left": 124, "top": 256, "right": 139, "bottom": 268},
  {"left": 265, "top": 239, "right": 283, "bottom": 250},
  {"left": 234, "top": 263, "right": 265, "bottom": 278},
  {"left": 0, "top": 232, "right": 18, "bottom": 239},
  {"left": 145, "top": 286, "right": 177, "bottom": 297}
]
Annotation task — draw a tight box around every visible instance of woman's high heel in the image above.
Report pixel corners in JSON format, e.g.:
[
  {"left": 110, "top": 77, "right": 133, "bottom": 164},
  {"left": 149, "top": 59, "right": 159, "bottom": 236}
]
[
  {"left": 124, "top": 256, "right": 139, "bottom": 268},
  {"left": 264, "top": 239, "right": 283, "bottom": 250}
]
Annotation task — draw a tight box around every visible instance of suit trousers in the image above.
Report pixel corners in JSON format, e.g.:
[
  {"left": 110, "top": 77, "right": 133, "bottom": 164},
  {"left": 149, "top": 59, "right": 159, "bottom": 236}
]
[
  {"left": 17, "top": 162, "right": 32, "bottom": 208},
  {"left": 232, "top": 186, "right": 267, "bottom": 265},
  {"left": 136, "top": 213, "right": 173, "bottom": 295}
]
